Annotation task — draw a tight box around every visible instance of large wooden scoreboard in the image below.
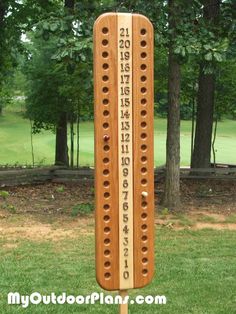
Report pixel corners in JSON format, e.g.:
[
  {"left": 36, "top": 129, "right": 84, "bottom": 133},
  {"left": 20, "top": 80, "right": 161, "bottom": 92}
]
[{"left": 94, "top": 12, "right": 154, "bottom": 293}]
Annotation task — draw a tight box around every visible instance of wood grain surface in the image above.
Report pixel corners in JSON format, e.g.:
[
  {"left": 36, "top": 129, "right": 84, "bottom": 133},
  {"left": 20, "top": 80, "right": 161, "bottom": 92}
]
[
  {"left": 94, "top": 13, "right": 154, "bottom": 291},
  {"left": 118, "top": 13, "right": 134, "bottom": 290},
  {"left": 94, "top": 13, "right": 119, "bottom": 291},
  {"left": 132, "top": 14, "right": 154, "bottom": 288}
]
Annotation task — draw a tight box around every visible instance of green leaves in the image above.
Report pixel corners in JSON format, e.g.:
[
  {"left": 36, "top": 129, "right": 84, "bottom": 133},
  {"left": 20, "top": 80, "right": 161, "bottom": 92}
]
[
  {"left": 205, "top": 52, "right": 213, "bottom": 61},
  {"left": 50, "top": 22, "right": 59, "bottom": 32},
  {"left": 213, "top": 52, "right": 223, "bottom": 62}
]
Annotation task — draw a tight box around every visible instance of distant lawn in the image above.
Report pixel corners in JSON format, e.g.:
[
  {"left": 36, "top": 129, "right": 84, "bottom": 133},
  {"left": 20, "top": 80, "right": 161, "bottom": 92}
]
[
  {"left": 0, "top": 111, "right": 235, "bottom": 166},
  {"left": 0, "top": 228, "right": 235, "bottom": 313}
]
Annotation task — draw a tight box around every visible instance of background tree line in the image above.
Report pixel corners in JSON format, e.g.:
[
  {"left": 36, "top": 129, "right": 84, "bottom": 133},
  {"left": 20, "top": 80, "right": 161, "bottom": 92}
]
[{"left": 0, "top": 0, "right": 235, "bottom": 210}]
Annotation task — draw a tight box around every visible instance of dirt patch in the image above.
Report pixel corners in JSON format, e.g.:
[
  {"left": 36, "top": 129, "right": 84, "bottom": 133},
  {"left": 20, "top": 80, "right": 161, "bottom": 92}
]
[
  {"left": 0, "top": 215, "right": 94, "bottom": 242},
  {"left": 2, "top": 243, "right": 18, "bottom": 249},
  {"left": 193, "top": 222, "right": 236, "bottom": 230},
  {"left": 188, "top": 211, "right": 226, "bottom": 222},
  {"left": 0, "top": 182, "right": 94, "bottom": 216},
  {"left": 0, "top": 224, "right": 75, "bottom": 241},
  {"left": 0, "top": 180, "right": 235, "bottom": 240}
]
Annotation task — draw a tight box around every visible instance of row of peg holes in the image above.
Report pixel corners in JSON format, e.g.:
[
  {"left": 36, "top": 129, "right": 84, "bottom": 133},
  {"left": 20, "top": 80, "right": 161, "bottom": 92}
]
[
  {"left": 140, "top": 27, "right": 149, "bottom": 276},
  {"left": 101, "top": 26, "right": 112, "bottom": 280}
]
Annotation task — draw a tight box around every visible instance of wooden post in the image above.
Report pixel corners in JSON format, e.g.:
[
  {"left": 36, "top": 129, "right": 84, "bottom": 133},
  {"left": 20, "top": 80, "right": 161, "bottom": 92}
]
[{"left": 119, "top": 290, "right": 128, "bottom": 314}]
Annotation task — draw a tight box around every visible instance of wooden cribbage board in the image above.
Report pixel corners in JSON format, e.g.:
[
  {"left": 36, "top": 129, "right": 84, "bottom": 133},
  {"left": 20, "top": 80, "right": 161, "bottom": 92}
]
[{"left": 94, "top": 13, "right": 154, "bottom": 291}]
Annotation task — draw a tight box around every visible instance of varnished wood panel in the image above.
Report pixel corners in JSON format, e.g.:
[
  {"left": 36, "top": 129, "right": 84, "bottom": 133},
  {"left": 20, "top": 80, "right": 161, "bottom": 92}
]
[
  {"left": 118, "top": 14, "right": 134, "bottom": 290},
  {"left": 132, "top": 14, "right": 154, "bottom": 288},
  {"left": 94, "top": 13, "right": 119, "bottom": 291},
  {"left": 94, "top": 13, "right": 154, "bottom": 291}
]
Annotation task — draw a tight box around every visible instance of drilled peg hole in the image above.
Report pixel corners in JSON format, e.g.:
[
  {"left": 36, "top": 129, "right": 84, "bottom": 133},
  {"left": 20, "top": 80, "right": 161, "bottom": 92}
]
[
  {"left": 103, "top": 87, "right": 109, "bottom": 93},
  {"left": 104, "top": 238, "right": 110, "bottom": 245},
  {"left": 104, "top": 249, "right": 110, "bottom": 257},
  {"left": 141, "top": 133, "right": 147, "bottom": 139},
  {"left": 103, "top": 157, "right": 109, "bottom": 164},
  {"left": 103, "top": 63, "right": 109, "bottom": 70},
  {"left": 141, "top": 144, "right": 147, "bottom": 151},
  {"left": 103, "top": 204, "right": 110, "bottom": 210},
  {"left": 141, "top": 110, "right": 147, "bottom": 116},
  {"left": 141, "top": 156, "right": 147, "bottom": 163},
  {"left": 102, "top": 75, "right": 109, "bottom": 82},
  {"left": 102, "top": 51, "right": 109, "bottom": 58},
  {"left": 142, "top": 201, "right": 147, "bottom": 208},
  {"left": 104, "top": 192, "right": 110, "bottom": 198},
  {"left": 141, "top": 87, "right": 147, "bottom": 94},
  {"left": 141, "top": 178, "right": 147, "bottom": 185},
  {"left": 141, "top": 167, "right": 147, "bottom": 174},
  {"left": 103, "top": 145, "right": 110, "bottom": 152},
  {"left": 142, "top": 257, "right": 148, "bottom": 264},
  {"left": 141, "top": 40, "right": 147, "bottom": 47},
  {"left": 103, "top": 110, "right": 109, "bottom": 116},
  {"left": 103, "top": 122, "right": 109, "bottom": 129},
  {"left": 103, "top": 215, "right": 110, "bottom": 222},
  {"left": 141, "top": 52, "right": 147, "bottom": 58},
  {"left": 102, "top": 27, "right": 109, "bottom": 34},
  {"left": 141, "top": 213, "right": 148, "bottom": 219},
  {"left": 142, "top": 235, "right": 148, "bottom": 242},
  {"left": 103, "top": 169, "right": 109, "bottom": 175},
  {"left": 141, "top": 76, "right": 147, "bottom": 82},
  {"left": 142, "top": 247, "right": 148, "bottom": 253},
  {"left": 141, "top": 64, "right": 147, "bottom": 70},
  {"left": 104, "top": 226, "right": 110, "bottom": 233},
  {"left": 104, "top": 261, "right": 111, "bottom": 268},
  {"left": 103, "top": 99, "right": 109, "bottom": 105},
  {"left": 140, "top": 28, "right": 147, "bottom": 35},
  {"left": 142, "top": 269, "right": 148, "bottom": 275},
  {"left": 141, "top": 121, "right": 147, "bottom": 128},
  {"left": 103, "top": 181, "right": 110, "bottom": 187},
  {"left": 141, "top": 98, "right": 147, "bottom": 105},
  {"left": 102, "top": 39, "right": 108, "bottom": 46},
  {"left": 104, "top": 272, "right": 111, "bottom": 279},
  {"left": 141, "top": 224, "right": 147, "bottom": 230}
]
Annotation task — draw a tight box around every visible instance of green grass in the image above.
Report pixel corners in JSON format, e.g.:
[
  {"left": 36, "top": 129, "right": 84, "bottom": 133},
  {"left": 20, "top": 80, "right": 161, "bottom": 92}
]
[
  {"left": 0, "top": 229, "right": 236, "bottom": 313},
  {"left": 0, "top": 111, "right": 236, "bottom": 166},
  {"left": 224, "top": 214, "right": 236, "bottom": 224}
]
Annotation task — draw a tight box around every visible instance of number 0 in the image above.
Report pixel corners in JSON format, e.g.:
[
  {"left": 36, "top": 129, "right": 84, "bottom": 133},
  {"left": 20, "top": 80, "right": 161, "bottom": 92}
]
[{"left": 123, "top": 271, "right": 129, "bottom": 279}]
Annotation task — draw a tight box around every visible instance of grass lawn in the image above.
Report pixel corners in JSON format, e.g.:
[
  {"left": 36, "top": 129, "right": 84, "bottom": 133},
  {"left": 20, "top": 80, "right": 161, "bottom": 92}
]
[
  {"left": 0, "top": 111, "right": 236, "bottom": 166},
  {"left": 0, "top": 226, "right": 235, "bottom": 313}
]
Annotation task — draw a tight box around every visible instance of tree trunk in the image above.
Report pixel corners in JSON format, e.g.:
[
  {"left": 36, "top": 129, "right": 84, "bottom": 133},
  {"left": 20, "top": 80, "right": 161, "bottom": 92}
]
[
  {"left": 191, "top": 0, "right": 220, "bottom": 169},
  {"left": 76, "top": 103, "right": 80, "bottom": 168},
  {"left": 163, "top": 0, "right": 181, "bottom": 210},
  {"left": 55, "top": 112, "right": 69, "bottom": 166},
  {"left": 190, "top": 85, "right": 196, "bottom": 165},
  {"left": 54, "top": 0, "right": 75, "bottom": 166},
  {"left": 191, "top": 67, "right": 215, "bottom": 168},
  {"left": 70, "top": 121, "right": 74, "bottom": 168}
]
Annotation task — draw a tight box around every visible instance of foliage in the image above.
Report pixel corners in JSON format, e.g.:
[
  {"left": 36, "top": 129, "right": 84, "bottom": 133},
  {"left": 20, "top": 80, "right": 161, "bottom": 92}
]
[
  {"left": 24, "top": 34, "right": 93, "bottom": 133},
  {"left": 0, "top": 190, "right": 9, "bottom": 199},
  {"left": 0, "top": 0, "right": 236, "bottom": 168},
  {"left": 215, "top": 59, "right": 236, "bottom": 119},
  {"left": 55, "top": 186, "right": 65, "bottom": 193},
  {"left": 71, "top": 202, "right": 94, "bottom": 216}
]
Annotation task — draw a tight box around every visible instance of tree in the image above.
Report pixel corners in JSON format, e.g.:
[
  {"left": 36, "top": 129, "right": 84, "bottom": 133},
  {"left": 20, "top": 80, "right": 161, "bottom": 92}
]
[
  {"left": 0, "top": 0, "right": 61, "bottom": 116},
  {"left": 24, "top": 31, "right": 93, "bottom": 165},
  {"left": 29, "top": 0, "right": 99, "bottom": 166}
]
